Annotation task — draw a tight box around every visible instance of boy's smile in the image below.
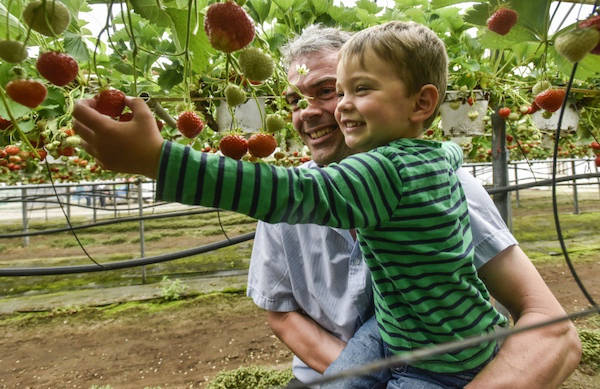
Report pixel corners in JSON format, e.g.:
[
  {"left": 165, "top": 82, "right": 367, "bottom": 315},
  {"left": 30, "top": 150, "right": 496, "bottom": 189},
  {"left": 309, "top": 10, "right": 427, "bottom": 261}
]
[{"left": 334, "top": 51, "right": 420, "bottom": 152}]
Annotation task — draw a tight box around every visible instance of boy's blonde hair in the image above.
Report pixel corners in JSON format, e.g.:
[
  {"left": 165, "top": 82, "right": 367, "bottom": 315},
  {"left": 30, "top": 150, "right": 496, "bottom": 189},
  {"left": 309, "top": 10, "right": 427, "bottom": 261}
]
[{"left": 338, "top": 21, "right": 448, "bottom": 128}]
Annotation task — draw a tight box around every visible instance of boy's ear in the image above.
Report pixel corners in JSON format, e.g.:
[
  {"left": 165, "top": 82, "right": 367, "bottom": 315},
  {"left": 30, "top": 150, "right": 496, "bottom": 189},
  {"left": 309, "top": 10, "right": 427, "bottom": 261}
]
[{"left": 410, "top": 84, "right": 438, "bottom": 124}]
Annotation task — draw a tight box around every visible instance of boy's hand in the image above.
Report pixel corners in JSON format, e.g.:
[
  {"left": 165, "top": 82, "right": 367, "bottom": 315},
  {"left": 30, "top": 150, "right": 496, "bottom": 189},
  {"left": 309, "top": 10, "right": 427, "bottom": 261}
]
[{"left": 72, "top": 97, "right": 164, "bottom": 179}]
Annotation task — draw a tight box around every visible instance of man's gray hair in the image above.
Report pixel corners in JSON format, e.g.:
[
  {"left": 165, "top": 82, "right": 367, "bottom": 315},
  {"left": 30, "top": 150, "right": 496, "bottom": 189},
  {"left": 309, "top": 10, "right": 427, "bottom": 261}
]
[{"left": 280, "top": 24, "right": 352, "bottom": 69}]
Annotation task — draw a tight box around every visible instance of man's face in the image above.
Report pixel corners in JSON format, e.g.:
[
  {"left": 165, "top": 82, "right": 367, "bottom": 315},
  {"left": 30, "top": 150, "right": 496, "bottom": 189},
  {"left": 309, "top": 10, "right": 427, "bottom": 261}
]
[{"left": 285, "top": 50, "right": 353, "bottom": 165}]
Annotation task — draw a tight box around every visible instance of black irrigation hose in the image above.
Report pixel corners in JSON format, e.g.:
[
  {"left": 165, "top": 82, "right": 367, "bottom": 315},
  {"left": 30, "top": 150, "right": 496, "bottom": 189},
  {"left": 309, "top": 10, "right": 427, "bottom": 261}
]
[
  {"left": 0, "top": 208, "right": 222, "bottom": 238},
  {"left": 0, "top": 231, "right": 255, "bottom": 276},
  {"left": 486, "top": 172, "right": 600, "bottom": 194}
]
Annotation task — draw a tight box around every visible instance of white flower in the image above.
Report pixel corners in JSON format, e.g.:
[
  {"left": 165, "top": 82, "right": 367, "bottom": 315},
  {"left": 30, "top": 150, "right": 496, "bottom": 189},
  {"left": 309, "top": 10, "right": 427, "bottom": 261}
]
[{"left": 295, "top": 63, "right": 310, "bottom": 75}]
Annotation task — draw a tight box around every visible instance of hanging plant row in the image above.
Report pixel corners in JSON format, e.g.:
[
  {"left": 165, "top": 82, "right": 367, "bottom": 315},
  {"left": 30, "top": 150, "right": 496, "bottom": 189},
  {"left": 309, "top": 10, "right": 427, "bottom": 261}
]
[{"left": 0, "top": 0, "right": 598, "bottom": 184}]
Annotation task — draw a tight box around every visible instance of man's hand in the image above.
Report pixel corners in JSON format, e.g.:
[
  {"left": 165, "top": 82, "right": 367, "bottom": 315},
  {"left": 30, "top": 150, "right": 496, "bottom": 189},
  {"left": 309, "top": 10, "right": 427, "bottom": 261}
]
[{"left": 72, "top": 97, "right": 164, "bottom": 179}]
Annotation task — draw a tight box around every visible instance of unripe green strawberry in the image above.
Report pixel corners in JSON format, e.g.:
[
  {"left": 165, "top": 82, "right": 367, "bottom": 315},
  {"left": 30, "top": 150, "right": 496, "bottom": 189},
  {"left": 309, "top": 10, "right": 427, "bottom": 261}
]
[
  {"left": 448, "top": 101, "right": 461, "bottom": 110},
  {"left": 555, "top": 27, "right": 600, "bottom": 63},
  {"left": 23, "top": 0, "right": 71, "bottom": 37},
  {"left": 266, "top": 114, "right": 285, "bottom": 132},
  {"left": 467, "top": 111, "right": 479, "bottom": 121},
  {"left": 0, "top": 40, "right": 28, "bottom": 63},
  {"left": 238, "top": 47, "right": 274, "bottom": 82},
  {"left": 508, "top": 112, "right": 520, "bottom": 121},
  {"left": 224, "top": 84, "right": 246, "bottom": 106},
  {"left": 579, "top": 15, "right": 600, "bottom": 54}
]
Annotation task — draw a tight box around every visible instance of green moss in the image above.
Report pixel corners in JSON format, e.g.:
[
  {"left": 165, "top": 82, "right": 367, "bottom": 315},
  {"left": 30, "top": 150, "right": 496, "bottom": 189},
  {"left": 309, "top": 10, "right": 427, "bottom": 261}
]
[
  {"left": 579, "top": 329, "right": 600, "bottom": 374},
  {"left": 206, "top": 366, "right": 293, "bottom": 389}
]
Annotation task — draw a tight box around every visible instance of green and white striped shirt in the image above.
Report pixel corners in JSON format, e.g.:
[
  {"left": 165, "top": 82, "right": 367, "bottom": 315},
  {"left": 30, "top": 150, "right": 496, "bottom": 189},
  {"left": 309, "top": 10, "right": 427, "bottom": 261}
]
[{"left": 156, "top": 137, "right": 507, "bottom": 373}]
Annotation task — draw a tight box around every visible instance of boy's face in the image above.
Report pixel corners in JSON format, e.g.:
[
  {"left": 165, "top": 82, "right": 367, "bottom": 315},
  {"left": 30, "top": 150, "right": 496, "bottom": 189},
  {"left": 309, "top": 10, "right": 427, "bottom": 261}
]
[
  {"left": 334, "top": 53, "right": 419, "bottom": 152},
  {"left": 285, "top": 50, "right": 353, "bottom": 166}
]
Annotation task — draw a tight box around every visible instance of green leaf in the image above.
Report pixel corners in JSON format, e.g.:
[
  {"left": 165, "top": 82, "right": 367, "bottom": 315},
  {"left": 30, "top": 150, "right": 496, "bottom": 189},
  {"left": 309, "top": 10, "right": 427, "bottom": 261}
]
[
  {"left": 478, "top": 25, "right": 536, "bottom": 49},
  {"left": 247, "top": 0, "right": 271, "bottom": 24},
  {"left": 164, "top": 7, "right": 212, "bottom": 74},
  {"left": 63, "top": 32, "right": 90, "bottom": 63},
  {"left": 431, "top": 0, "right": 474, "bottom": 8},
  {"left": 158, "top": 67, "right": 184, "bottom": 91},
  {"left": 0, "top": 2, "right": 26, "bottom": 40},
  {"left": 129, "top": 0, "right": 171, "bottom": 27},
  {"left": 309, "top": 0, "right": 330, "bottom": 15},
  {"left": 356, "top": 0, "right": 380, "bottom": 14},
  {"left": 551, "top": 48, "right": 600, "bottom": 81},
  {"left": 272, "top": 0, "right": 294, "bottom": 11}
]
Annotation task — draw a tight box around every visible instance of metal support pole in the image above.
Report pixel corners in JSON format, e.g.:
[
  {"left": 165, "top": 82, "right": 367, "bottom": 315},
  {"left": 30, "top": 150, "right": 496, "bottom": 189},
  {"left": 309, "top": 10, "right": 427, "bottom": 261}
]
[
  {"left": 21, "top": 187, "right": 29, "bottom": 247},
  {"left": 595, "top": 162, "right": 600, "bottom": 200},
  {"left": 113, "top": 183, "right": 118, "bottom": 218},
  {"left": 138, "top": 179, "right": 146, "bottom": 283},
  {"left": 571, "top": 160, "right": 579, "bottom": 214},
  {"left": 65, "top": 185, "right": 71, "bottom": 220},
  {"left": 513, "top": 162, "right": 520, "bottom": 208},
  {"left": 92, "top": 184, "right": 97, "bottom": 222},
  {"left": 491, "top": 112, "right": 512, "bottom": 230}
]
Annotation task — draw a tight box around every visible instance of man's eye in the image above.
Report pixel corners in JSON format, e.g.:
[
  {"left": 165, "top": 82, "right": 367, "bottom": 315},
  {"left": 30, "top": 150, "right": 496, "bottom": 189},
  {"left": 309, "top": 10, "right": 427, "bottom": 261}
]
[{"left": 318, "top": 88, "right": 336, "bottom": 99}]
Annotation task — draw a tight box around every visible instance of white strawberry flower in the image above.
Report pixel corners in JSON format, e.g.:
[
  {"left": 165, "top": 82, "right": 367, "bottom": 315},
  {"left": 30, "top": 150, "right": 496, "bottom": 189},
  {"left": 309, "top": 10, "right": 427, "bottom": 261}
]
[{"left": 295, "top": 63, "right": 310, "bottom": 75}]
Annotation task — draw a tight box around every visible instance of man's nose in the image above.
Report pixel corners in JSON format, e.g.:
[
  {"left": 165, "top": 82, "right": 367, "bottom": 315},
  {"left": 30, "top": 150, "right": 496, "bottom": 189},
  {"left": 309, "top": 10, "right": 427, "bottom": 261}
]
[{"left": 299, "top": 99, "right": 322, "bottom": 121}]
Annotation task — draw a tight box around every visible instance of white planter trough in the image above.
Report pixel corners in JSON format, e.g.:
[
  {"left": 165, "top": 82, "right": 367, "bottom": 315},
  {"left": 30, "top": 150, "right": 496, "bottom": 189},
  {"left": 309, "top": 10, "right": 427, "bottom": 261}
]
[
  {"left": 216, "top": 97, "right": 266, "bottom": 133},
  {"left": 439, "top": 90, "right": 489, "bottom": 138},
  {"left": 532, "top": 103, "right": 579, "bottom": 133}
]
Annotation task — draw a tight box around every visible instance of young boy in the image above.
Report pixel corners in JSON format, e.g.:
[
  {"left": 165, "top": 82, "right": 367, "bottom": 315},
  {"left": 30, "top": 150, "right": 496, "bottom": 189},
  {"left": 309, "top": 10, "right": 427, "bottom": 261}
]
[{"left": 74, "top": 21, "right": 506, "bottom": 388}]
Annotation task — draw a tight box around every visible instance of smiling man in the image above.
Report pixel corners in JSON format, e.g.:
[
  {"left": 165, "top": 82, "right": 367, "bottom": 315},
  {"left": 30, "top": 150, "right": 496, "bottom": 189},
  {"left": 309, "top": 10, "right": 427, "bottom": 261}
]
[{"left": 246, "top": 24, "right": 581, "bottom": 388}]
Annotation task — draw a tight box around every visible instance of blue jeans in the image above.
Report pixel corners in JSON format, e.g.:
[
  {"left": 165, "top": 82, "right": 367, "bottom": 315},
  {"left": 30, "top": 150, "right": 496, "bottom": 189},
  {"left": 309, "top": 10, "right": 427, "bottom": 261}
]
[
  {"left": 322, "top": 315, "right": 391, "bottom": 389},
  {"left": 323, "top": 315, "right": 492, "bottom": 389}
]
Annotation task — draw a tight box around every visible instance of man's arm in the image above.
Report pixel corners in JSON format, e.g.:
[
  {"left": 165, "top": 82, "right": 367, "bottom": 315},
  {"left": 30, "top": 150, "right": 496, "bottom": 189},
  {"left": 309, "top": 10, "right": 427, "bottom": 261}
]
[
  {"left": 468, "top": 245, "right": 581, "bottom": 389},
  {"left": 267, "top": 310, "right": 346, "bottom": 374}
]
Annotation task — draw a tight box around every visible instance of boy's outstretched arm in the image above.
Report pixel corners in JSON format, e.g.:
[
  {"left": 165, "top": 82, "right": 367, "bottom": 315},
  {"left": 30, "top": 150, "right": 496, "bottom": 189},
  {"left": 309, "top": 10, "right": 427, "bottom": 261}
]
[{"left": 72, "top": 97, "right": 164, "bottom": 178}]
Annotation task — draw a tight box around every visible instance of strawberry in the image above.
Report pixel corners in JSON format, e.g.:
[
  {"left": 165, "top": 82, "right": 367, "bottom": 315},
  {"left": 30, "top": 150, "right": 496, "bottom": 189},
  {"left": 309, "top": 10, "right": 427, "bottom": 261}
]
[
  {"left": 224, "top": 84, "right": 247, "bottom": 107},
  {"left": 23, "top": 0, "right": 71, "bottom": 37},
  {"left": 6, "top": 79, "right": 47, "bottom": 108},
  {"left": 156, "top": 118, "right": 164, "bottom": 131},
  {"left": 590, "top": 141, "right": 600, "bottom": 150},
  {"left": 0, "top": 116, "right": 12, "bottom": 130},
  {"left": 265, "top": 114, "right": 285, "bottom": 132},
  {"left": 5, "top": 145, "right": 20, "bottom": 155},
  {"left": 118, "top": 112, "right": 134, "bottom": 121},
  {"left": 534, "top": 89, "right": 566, "bottom": 112},
  {"left": 498, "top": 107, "right": 511, "bottom": 118},
  {"left": 527, "top": 100, "right": 540, "bottom": 114},
  {"left": 238, "top": 47, "right": 274, "bottom": 82},
  {"left": 506, "top": 134, "right": 513, "bottom": 143},
  {"left": 0, "top": 40, "right": 28, "bottom": 63},
  {"left": 248, "top": 133, "right": 277, "bottom": 158},
  {"left": 579, "top": 15, "right": 600, "bottom": 54},
  {"left": 204, "top": 1, "right": 255, "bottom": 53},
  {"left": 34, "top": 149, "right": 47, "bottom": 161},
  {"left": 467, "top": 96, "right": 474, "bottom": 106},
  {"left": 176, "top": 111, "right": 204, "bottom": 138},
  {"left": 554, "top": 27, "right": 600, "bottom": 63},
  {"left": 487, "top": 7, "right": 518, "bottom": 36},
  {"left": 36, "top": 51, "right": 78, "bottom": 86},
  {"left": 596, "top": 155, "right": 600, "bottom": 167},
  {"left": 58, "top": 146, "right": 75, "bottom": 157},
  {"left": 219, "top": 134, "right": 248, "bottom": 160},
  {"left": 94, "top": 89, "right": 126, "bottom": 117}
]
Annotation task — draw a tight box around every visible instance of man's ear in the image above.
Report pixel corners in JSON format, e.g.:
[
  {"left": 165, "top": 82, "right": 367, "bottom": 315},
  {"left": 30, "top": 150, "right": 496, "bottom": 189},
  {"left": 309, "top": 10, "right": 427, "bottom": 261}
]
[{"left": 410, "top": 84, "right": 438, "bottom": 124}]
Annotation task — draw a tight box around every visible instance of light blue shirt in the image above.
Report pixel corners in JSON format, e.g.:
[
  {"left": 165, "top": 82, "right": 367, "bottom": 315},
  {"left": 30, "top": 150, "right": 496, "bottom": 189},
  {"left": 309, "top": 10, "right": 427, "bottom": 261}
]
[{"left": 247, "top": 162, "right": 517, "bottom": 383}]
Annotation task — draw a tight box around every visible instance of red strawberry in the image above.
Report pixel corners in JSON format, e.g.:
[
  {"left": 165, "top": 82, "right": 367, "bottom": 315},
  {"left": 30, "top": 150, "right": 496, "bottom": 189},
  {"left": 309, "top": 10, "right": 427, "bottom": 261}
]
[
  {"left": 0, "top": 116, "right": 12, "bottom": 130},
  {"left": 487, "top": 8, "right": 518, "bottom": 36},
  {"left": 248, "top": 133, "right": 277, "bottom": 158},
  {"left": 527, "top": 100, "right": 540, "bottom": 114},
  {"left": 36, "top": 51, "right": 79, "bottom": 86},
  {"left": 119, "top": 112, "right": 134, "bottom": 121},
  {"left": 58, "top": 146, "right": 75, "bottom": 157},
  {"left": 579, "top": 15, "right": 600, "bottom": 54},
  {"left": 6, "top": 79, "right": 47, "bottom": 108},
  {"left": 34, "top": 149, "right": 47, "bottom": 161},
  {"left": 94, "top": 89, "right": 126, "bottom": 117},
  {"left": 506, "top": 134, "right": 513, "bottom": 143},
  {"left": 5, "top": 145, "right": 20, "bottom": 155},
  {"left": 156, "top": 119, "right": 164, "bottom": 131},
  {"left": 204, "top": 1, "right": 255, "bottom": 53},
  {"left": 467, "top": 97, "right": 474, "bottom": 106},
  {"left": 219, "top": 134, "right": 248, "bottom": 160},
  {"left": 176, "top": 111, "right": 204, "bottom": 138},
  {"left": 591, "top": 141, "right": 600, "bottom": 150},
  {"left": 498, "top": 107, "right": 511, "bottom": 118},
  {"left": 534, "top": 89, "right": 566, "bottom": 112},
  {"left": 596, "top": 155, "right": 600, "bottom": 167}
]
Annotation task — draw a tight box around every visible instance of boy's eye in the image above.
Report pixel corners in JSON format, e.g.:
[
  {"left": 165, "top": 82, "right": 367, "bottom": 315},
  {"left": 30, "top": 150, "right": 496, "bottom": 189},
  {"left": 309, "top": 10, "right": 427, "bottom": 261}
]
[{"left": 336, "top": 92, "right": 344, "bottom": 99}]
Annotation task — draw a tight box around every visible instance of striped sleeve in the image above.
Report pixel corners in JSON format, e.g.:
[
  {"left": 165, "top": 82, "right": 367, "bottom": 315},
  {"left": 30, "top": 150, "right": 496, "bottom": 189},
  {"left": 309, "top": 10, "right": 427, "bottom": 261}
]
[
  {"left": 441, "top": 141, "right": 463, "bottom": 171},
  {"left": 155, "top": 141, "right": 403, "bottom": 228}
]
